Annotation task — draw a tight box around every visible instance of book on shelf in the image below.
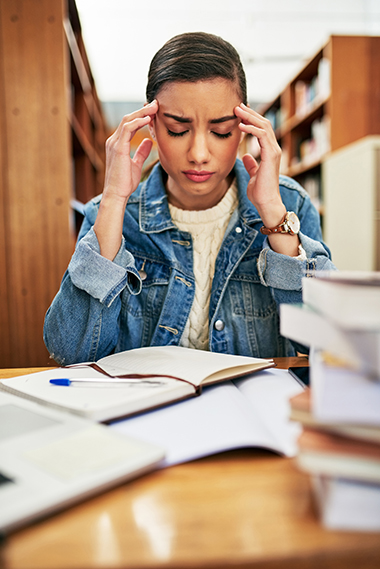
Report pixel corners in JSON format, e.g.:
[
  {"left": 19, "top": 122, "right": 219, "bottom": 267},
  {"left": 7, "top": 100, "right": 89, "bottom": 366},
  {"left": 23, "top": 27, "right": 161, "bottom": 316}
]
[
  {"left": 302, "top": 271, "right": 380, "bottom": 330},
  {"left": 312, "top": 475, "right": 380, "bottom": 532},
  {"left": 317, "top": 57, "right": 331, "bottom": 99},
  {"left": 294, "top": 57, "right": 330, "bottom": 117},
  {"left": 301, "top": 173, "right": 321, "bottom": 211},
  {"left": 279, "top": 302, "right": 380, "bottom": 377},
  {"left": 0, "top": 346, "right": 274, "bottom": 422}
]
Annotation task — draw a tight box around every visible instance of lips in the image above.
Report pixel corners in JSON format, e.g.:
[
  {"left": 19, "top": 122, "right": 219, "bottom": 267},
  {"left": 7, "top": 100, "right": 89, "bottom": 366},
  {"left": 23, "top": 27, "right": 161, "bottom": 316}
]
[{"left": 183, "top": 170, "right": 214, "bottom": 183}]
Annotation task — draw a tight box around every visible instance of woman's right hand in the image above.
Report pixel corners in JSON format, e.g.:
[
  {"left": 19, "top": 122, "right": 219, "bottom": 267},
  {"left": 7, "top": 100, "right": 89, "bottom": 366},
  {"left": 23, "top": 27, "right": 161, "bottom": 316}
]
[
  {"left": 103, "top": 100, "right": 158, "bottom": 202},
  {"left": 93, "top": 101, "right": 158, "bottom": 261}
]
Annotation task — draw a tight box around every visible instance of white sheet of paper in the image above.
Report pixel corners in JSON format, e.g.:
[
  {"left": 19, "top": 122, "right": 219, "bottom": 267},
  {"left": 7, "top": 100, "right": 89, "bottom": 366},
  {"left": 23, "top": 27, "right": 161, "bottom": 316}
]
[{"left": 110, "top": 368, "right": 303, "bottom": 466}]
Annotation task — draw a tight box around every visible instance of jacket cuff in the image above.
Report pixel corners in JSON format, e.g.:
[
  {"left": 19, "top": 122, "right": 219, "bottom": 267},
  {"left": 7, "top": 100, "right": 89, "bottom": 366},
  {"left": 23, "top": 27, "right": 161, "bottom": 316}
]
[
  {"left": 257, "top": 233, "right": 333, "bottom": 291},
  {"left": 68, "top": 228, "right": 142, "bottom": 306}
]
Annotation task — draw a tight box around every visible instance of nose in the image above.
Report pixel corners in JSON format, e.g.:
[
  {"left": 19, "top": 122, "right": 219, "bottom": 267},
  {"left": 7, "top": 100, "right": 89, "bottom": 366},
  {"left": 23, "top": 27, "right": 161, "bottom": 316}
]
[{"left": 187, "top": 133, "right": 210, "bottom": 164}]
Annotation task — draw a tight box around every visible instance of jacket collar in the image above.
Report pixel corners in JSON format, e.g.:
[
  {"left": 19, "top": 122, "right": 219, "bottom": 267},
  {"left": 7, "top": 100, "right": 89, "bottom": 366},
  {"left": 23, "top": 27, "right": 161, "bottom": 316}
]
[{"left": 138, "top": 159, "right": 261, "bottom": 234}]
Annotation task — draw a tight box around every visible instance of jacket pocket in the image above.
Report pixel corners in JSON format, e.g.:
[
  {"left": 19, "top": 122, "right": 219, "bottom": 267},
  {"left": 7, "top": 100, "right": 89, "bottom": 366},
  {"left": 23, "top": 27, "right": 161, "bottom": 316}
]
[{"left": 122, "top": 258, "right": 171, "bottom": 318}]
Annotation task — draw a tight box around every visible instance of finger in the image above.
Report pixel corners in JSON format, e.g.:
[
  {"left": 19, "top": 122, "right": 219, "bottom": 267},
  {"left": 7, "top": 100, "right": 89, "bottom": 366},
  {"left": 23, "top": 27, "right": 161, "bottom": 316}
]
[
  {"left": 117, "top": 115, "right": 153, "bottom": 146},
  {"left": 242, "top": 154, "right": 259, "bottom": 178},
  {"left": 126, "top": 100, "right": 158, "bottom": 121},
  {"left": 236, "top": 103, "right": 266, "bottom": 120},
  {"left": 238, "top": 121, "right": 265, "bottom": 137},
  {"left": 114, "top": 100, "right": 158, "bottom": 137},
  {"left": 132, "top": 138, "right": 153, "bottom": 169},
  {"left": 236, "top": 107, "right": 279, "bottom": 151},
  {"left": 235, "top": 104, "right": 269, "bottom": 129}
]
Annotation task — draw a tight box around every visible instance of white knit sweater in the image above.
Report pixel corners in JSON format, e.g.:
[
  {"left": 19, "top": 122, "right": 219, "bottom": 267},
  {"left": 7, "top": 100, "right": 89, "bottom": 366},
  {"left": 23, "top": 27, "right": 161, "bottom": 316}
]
[{"left": 169, "top": 183, "right": 238, "bottom": 350}]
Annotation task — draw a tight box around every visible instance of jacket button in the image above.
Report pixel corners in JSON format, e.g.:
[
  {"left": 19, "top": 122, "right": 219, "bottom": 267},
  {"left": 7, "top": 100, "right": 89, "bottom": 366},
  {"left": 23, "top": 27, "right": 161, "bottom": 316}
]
[
  {"left": 214, "top": 319, "right": 225, "bottom": 331},
  {"left": 235, "top": 226, "right": 242, "bottom": 233},
  {"left": 138, "top": 269, "right": 147, "bottom": 280}
]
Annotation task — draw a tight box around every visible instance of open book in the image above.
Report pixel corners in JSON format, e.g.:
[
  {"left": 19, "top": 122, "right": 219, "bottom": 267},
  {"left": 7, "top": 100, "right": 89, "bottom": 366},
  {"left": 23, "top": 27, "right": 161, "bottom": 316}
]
[
  {"left": 110, "top": 367, "right": 304, "bottom": 466},
  {"left": 0, "top": 346, "right": 274, "bottom": 422}
]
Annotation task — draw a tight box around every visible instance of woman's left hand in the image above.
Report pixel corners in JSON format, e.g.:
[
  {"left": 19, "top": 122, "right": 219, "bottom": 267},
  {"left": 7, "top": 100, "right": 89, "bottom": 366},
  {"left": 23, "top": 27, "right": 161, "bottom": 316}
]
[
  {"left": 234, "top": 104, "right": 286, "bottom": 228},
  {"left": 235, "top": 104, "right": 300, "bottom": 257}
]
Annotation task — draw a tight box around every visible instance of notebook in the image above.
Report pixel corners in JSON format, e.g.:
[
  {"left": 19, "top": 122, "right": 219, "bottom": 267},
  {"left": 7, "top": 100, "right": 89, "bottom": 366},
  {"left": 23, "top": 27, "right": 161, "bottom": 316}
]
[
  {"left": 0, "top": 346, "right": 274, "bottom": 422},
  {"left": 0, "top": 391, "right": 164, "bottom": 535}
]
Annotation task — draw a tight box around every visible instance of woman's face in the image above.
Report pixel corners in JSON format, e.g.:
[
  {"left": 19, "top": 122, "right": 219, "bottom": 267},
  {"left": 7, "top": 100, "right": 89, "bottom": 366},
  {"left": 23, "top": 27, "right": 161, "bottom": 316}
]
[{"left": 150, "top": 79, "right": 243, "bottom": 210}]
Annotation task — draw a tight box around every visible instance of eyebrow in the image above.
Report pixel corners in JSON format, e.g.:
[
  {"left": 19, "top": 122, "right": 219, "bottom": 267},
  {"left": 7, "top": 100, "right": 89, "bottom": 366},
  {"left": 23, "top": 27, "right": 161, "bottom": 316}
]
[
  {"left": 210, "top": 115, "right": 237, "bottom": 124},
  {"left": 163, "top": 113, "right": 237, "bottom": 124}
]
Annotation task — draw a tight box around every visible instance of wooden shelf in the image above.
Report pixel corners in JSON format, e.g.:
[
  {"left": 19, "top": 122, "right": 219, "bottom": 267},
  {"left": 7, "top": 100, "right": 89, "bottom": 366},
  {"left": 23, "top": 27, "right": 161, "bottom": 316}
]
[
  {"left": 0, "top": 0, "right": 108, "bottom": 367},
  {"left": 287, "top": 156, "right": 325, "bottom": 178},
  {"left": 70, "top": 113, "right": 103, "bottom": 171},
  {"left": 66, "top": 0, "right": 108, "bottom": 206},
  {"left": 258, "top": 35, "right": 380, "bottom": 215},
  {"left": 280, "top": 94, "right": 329, "bottom": 136}
]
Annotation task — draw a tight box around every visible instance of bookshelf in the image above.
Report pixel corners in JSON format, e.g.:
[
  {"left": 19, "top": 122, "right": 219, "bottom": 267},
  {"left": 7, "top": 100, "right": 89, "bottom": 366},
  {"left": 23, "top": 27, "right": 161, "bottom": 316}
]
[
  {"left": 0, "top": 0, "right": 108, "bottom": 367},
  {"left": 255, "top": 35, "right": 380, "bottom": 217}
]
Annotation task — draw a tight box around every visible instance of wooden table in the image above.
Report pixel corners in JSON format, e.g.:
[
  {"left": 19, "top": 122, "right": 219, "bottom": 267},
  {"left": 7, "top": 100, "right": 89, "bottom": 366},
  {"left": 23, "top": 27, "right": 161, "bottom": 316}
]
[{"left": 1, "top": 358, "right": 380, "bottom": 569}]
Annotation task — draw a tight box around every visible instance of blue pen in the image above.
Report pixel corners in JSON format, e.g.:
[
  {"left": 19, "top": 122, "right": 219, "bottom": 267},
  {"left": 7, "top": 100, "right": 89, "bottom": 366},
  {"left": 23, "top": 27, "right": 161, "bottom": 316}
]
[{"left": 49, "top": 377, "right": 165, "bottom": 387}]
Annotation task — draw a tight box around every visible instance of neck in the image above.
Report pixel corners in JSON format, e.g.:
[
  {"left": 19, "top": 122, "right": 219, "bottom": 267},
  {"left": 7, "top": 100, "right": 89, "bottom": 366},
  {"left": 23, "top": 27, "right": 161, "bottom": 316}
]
[{"left": 166, "top": 172, "right": 235, "bottom": 211}]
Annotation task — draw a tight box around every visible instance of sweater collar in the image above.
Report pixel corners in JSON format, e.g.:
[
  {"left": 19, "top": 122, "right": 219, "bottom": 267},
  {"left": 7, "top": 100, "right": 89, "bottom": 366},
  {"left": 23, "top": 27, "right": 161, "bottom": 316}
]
[{"left": 138, "top": 159, "right": 261, "bottom": 234}]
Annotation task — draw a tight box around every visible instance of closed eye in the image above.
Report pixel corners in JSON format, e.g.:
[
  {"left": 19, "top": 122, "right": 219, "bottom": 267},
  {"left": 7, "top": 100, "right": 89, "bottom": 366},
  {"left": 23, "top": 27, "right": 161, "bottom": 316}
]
[
  {"left": 167, "top": 129, "right": 232, "bottom": 139},
  {"left": 167, "top": 129, "right": 188, "bottom": 137},
  {"left": 213, "top": 131, "right": 232, "bottom": 139}
]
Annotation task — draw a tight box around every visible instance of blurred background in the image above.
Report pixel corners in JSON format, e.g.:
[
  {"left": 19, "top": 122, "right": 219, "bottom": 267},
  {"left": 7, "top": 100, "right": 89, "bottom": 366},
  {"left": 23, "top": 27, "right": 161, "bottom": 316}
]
[
  {"left": 75, "top": 0, "right": 380, "bottom": 127},
  {"left": 1, "top": 0, "right": 380, "bottom": 366}
]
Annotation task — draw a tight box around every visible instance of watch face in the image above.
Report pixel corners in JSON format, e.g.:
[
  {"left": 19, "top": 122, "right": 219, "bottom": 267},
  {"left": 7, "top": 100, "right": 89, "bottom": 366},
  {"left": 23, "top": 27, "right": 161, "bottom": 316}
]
[{"left": 287, "top": 212, "right": 300, "bottom": 235}]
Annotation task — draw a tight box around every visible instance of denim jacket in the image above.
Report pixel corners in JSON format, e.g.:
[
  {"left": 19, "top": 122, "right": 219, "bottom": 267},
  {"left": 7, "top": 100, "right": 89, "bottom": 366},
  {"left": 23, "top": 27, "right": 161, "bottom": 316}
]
[{"left": 44, "top": 159, "right": 335, "bottom": 365}]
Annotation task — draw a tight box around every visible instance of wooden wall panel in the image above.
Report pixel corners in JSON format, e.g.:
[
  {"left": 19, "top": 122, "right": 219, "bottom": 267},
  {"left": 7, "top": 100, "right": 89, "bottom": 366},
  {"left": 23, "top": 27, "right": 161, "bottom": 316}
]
[
  {"left": 330, "top": 36, "right": 380, "bottom": 152},
  {"left": 0, "top": 0, "right": 73, "bottom": 367},
  {"left": 0, "top": 4, "right": 12, "bottom": 366}
]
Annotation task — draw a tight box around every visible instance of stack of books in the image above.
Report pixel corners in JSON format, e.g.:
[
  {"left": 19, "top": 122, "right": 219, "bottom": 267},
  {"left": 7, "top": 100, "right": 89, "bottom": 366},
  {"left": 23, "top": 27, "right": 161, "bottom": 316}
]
[{"left": 280, "top": 271, "right": 380, "bottom": 531}]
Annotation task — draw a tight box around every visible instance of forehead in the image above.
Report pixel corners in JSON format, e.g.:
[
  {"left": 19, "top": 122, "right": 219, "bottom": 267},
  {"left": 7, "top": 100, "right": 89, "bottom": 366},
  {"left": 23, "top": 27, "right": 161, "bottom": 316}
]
[{"left": 156, "top": 79, "right": 242, "bottom": 119}]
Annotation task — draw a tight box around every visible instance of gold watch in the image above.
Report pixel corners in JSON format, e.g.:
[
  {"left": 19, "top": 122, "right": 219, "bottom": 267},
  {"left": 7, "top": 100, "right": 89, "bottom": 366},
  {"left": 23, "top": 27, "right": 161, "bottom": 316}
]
[{"left": 260, "top": 211, "right": 300, "bottom": 236}]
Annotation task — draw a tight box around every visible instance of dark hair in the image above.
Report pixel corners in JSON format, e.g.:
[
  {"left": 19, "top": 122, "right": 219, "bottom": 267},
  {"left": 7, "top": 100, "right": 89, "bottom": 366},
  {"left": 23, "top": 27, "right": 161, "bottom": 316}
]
[{"left": 146, "top": 32, "right": 247, "bottom": 104}]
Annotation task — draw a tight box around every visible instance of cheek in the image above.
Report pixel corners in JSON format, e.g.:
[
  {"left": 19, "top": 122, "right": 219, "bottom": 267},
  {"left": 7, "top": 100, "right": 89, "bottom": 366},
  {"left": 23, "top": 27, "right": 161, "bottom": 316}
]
[
  {"left": 155, "top": 126, "right": 181, "bottom": 156},
  {"left": 218, "top": 135, "right": 241, "bottom": 161},
  {"left": 156, "top": 137, "right": 181, "bottom": 168}
]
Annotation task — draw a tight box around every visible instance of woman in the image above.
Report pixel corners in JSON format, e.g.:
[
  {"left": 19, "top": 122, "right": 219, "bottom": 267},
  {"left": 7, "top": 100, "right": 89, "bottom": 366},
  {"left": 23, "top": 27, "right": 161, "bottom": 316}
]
[{"left": 44, "top": 32, "right": 334, "bottom": 365}]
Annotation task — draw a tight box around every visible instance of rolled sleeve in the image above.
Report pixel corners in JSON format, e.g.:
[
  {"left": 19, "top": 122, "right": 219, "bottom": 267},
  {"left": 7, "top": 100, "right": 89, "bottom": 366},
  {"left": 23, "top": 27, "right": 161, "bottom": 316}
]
[
  {"left": 68, "top": 228, "right": 142, "bottom": 307},
  {"left": 257, "top": 233, "right": 335, "bottom": 291}
]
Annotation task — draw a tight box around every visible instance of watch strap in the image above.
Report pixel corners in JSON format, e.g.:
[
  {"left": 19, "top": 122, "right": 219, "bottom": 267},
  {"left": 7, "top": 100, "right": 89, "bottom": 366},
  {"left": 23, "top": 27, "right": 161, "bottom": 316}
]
[{"left": 260, "top": 213, "right": 288, "bottom": 235}]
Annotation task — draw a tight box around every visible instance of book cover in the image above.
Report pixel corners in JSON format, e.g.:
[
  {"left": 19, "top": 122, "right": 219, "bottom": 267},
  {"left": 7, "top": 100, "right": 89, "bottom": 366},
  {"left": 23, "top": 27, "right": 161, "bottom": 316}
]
[
  {"left": 280, "top": 303, "right": 380, "bottom": 376},
  {"left": 296, "top": 427, "right": 380, "bottom": 483},
  {"left": 302, "top": 271, "right": 380, "bottom": 330},
  {"left": 290, "top": 390, "right": 380, "bottom": 444},
  {"left": 312, "top": 475, "right": 380, "bottom": 531},
  {"left": 310, "top": 350, "right": 380, "bottom": 426}
]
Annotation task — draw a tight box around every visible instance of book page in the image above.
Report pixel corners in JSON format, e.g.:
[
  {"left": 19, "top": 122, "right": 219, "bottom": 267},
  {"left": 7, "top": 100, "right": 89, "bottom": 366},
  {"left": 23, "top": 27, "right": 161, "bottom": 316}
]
[
  {"left": 97, "top": 345, "right": 272, "bottom": 387},
  {"left": 110, "top": 368, "right": 302, "bottom": 466},
  {"left": 234, "top": 368, "right": 304, "bottom": 456}
]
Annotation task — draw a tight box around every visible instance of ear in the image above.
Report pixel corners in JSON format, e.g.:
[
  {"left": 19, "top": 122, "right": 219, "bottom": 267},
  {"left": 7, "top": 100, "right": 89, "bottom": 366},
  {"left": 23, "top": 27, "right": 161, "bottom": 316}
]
[
  {"left": 148, "top": 120, "right": 156, "bottom": 141},
  {"left": 143, "top": 102, "right": 156, "bottom": 140}
]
